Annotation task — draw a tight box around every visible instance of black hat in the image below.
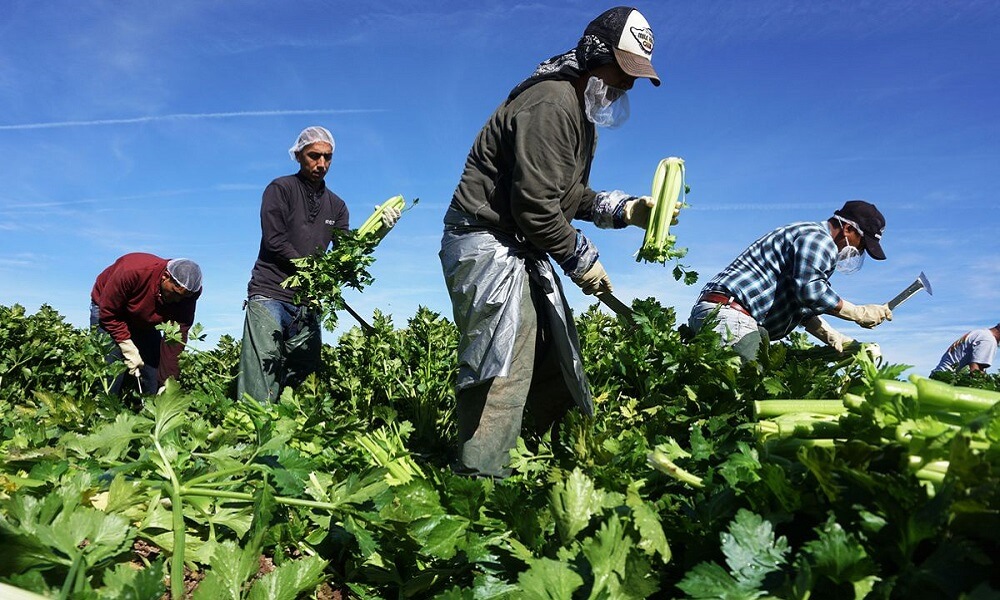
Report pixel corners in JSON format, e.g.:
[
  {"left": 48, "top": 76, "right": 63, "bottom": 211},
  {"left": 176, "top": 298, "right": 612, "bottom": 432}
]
[
  {"left": 834, "top": 200, "right": 886, "bottom": 260},
  {"left": 584, "top": 7, "right": 660, "bottom": 86}
]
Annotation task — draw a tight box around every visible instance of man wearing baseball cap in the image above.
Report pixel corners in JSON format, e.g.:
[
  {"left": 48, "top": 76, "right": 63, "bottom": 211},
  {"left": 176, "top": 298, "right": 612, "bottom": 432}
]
[
  {"left": 689, "top": 200, "right": 892, "bottom": 361},
  {"left": 90, "top": 253, "right": 202, "bottom": 395},
  {"left": 440, "top": 7, "right": 663, "bottom": 478}
]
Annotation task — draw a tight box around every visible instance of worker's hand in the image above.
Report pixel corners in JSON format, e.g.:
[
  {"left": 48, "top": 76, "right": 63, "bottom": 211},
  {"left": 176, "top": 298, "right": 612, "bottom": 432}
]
[
  {"left": 571, "top": 260, "right": 613, "bottom": 296},
  {"left": 804, "top": 316, "right": 854, "bottom": 352},
  {"left": 836, "top": 300, "right": 892, "bottom": 329},
  {"left": 623, "top": 196, "right": 654, "bottom": 229},
  {"left": 840, "top": 341, "right": 882, "bottom": 361},
  {"left": 380, "top": 204, "right": 401, "bottom": 229},
  {"left": 118, "top": 339, "right": 144, "bottom": 376}
]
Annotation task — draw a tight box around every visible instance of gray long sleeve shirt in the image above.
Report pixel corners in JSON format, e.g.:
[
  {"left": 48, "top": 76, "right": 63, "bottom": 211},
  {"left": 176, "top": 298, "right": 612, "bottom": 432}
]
[{"left": 247, "top": 173, "right": 349, "bottom": 303}]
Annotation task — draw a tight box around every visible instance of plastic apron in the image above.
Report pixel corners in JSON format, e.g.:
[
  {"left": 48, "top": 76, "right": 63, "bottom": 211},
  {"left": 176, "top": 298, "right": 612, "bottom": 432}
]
[{"left": 440, "top": 211, "right": 593, "bottom": 417}]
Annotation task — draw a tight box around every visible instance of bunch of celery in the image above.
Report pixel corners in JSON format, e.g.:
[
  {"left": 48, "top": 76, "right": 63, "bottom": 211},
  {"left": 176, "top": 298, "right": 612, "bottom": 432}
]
[
  {"left": 752, "top": 374, "right": 1000, "bottom": 488},
  {"left": 636, "top": 157, "right": 686, "bottom": 264}
]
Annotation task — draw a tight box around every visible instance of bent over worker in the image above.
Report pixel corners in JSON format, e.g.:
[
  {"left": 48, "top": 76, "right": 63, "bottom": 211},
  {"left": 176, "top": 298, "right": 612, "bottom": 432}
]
[
  {"left": 689, "top": 200, "right": 892, "bottom": 361},
  {"left": 932, "top": 323, "right": 1000, "bottom": 374},
  {"left": 440, "top": 6, "right": 662, "bottom": 478},
  {"left": 90, "top": 253, "right": 202, "bottom": 395}
]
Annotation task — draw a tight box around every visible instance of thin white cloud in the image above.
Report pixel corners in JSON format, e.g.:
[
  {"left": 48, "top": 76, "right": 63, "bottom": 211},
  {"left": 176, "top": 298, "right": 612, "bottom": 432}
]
[
  {"left": 0, "top": 109, "right": 385, "bottom": 131},
  {"left": 0, "top": 184, "right": 261, "bottom": 212}
]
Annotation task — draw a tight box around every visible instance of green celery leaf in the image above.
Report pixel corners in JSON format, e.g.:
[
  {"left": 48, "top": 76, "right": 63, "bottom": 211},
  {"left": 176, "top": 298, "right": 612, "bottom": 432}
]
[
  {"left": 802, "top": 515, "right": 877, "bottom": 585},
  {"left": 34, "top": 506, "right": 134, "bottom": 565},
  {"left": 550, "top": 468, "right": 605, "bottom": 543},
  {"left": 343, "top": 514, "right": 381, "bottom": 559},
  {"left": 619, "top": 553, "right": 661, "bottom": 599},
  {"left": 265, "top": 447, "right": 315, "bottom": 497},
  {"left": 203, "top": 505, "right": 254, "bottom": 539},
  {"left": 246, "top": 556, "right": 327, "bottom": 600},
  {"left": 720, "top": 510, "right": 789, "bottom": 590},
  {"left": 517, "top": 557, "right": 584, "bottom": 599},
  {"left": 676, "top": 562, "right": 755, "bottom": 600},
  {"left": 191, "top": 540, "right": 253, "bottom": 600},
  {"left": 97, "top": 559, "right": 166, "bottom": 600},
  {"left": 581, "top": 514, "right": 633, "bottom": 598},
  {"left": 717, "top": 442, "right": 763, "bottom": 488},
  {"left": 626, "top": 498, "right": 670, "bottom": 563},
  {"left": 377, "top": 478, "right": 443, "bottom": 523},
  {"left": 65, "top": 412, "right": 149, "bottom": 462},
  {"left": 149, "top": 394, "right": 194, "bottom": 440},
  {"left": 469, "top": 573, "right": 520, "bottom": 599},
  {"left": 104, "top": 475, "right": 144, "bottom": 515},
  {"left": 408, "top": 514, "right": 468, "bottom": 560}
]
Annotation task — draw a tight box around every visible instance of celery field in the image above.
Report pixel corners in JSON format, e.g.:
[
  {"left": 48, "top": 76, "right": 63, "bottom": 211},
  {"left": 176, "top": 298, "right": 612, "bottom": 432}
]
[{"left": 1, "top": 300, "right": 998, "bottom": 599}]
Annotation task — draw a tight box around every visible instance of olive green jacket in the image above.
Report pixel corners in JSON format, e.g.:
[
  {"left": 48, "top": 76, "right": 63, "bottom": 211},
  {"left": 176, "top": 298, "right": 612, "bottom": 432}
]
[{"left": 448, "top": 79, "right": 598, "bottom": 266}]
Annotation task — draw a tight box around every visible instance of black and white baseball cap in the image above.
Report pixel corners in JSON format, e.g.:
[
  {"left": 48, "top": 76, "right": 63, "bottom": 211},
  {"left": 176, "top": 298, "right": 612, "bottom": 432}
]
[{"left": 584, "top": 6, "right": 660, "bottom": 86}]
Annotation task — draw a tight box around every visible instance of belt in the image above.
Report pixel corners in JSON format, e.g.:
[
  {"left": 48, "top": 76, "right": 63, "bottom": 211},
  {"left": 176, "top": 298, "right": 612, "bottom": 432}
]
[{"left": 699, "top": 292, "right": 753, "bottom": 317}]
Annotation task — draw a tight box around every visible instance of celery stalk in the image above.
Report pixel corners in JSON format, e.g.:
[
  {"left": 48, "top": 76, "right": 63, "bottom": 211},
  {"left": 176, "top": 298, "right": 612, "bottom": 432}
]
[
  {"left": 909, "top": 375, "right": 1000, "bottom": 413},
  {"left": 753, "top": 399, "right": 846, "bottom": 418}
]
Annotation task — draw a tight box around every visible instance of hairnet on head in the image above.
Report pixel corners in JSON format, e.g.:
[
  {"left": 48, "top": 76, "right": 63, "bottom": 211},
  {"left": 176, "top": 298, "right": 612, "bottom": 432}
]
[
  {"left": 166, "top": 259, "right": 203, "bottom": 293},
  {"left": 288, "top": 126, "right": 335, "bottom": 160}
]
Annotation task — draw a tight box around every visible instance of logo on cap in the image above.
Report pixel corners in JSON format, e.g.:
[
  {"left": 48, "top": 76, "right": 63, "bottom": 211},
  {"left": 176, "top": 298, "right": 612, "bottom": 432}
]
[{"left": 629, "top": 26, "right": 654, "bottom": 56}]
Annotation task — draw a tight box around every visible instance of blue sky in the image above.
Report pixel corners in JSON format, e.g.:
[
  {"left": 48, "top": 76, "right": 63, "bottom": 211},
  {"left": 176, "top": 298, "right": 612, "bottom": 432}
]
[{"left": 0, "top": 0, "right": 998, "bottom": 375}]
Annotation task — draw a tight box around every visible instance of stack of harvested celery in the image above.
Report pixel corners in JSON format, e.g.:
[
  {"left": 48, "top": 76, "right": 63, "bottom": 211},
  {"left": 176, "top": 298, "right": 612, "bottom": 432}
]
[{"left": 753, "top": 374, "right": 1000, "bottom": 488}]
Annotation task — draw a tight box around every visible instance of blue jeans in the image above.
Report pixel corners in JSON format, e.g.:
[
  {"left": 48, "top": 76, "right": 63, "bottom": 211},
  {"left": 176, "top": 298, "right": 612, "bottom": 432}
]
[
  {"left": 90, "top": 301, "right": 160, "bottom": 395},
  {"left": 236, "top": 296, "right": 322, "bottom": 403}
]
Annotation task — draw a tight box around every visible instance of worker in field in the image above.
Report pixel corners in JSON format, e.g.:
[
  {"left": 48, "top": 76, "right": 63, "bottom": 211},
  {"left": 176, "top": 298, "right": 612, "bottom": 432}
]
[
  {"left": 439, "top": 6, "right": 662, "bottom": 478},
  {"left": 689, "top": 200, "right": 892, "bottom": 361},
  {"left": 931, "top": 324, "right": 1000, "bottom": 374},
  {"left": 90, "top": 253, "right": 202, "bottom": 395},
  {"left": 237, "top": 126, "right": 399, "bottom": 403}
]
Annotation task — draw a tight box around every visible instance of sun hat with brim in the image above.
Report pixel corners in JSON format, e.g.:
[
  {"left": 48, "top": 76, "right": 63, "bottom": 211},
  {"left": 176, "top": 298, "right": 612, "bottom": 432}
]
[
  {"left": 834, "top": 200, "right": 886, "bottom": 260},
  {"left": 584, "top": 6, "right": 660, "bottom": 86}
]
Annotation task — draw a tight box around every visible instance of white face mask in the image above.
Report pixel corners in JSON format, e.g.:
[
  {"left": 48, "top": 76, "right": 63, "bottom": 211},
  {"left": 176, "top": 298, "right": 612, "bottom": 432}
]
[
  {"left": 583, "top": 76, "right": 630, "bottom": 128},
  {"left": 835, "top": 244, "right": 865, "bottom": 274}
]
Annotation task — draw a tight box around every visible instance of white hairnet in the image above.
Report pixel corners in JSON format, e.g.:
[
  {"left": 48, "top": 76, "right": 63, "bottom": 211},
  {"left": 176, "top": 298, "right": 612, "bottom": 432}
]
[
  {"left": 288, "top": 126, "right": 335, "bottom": 160},
  {"left": 166, "top": 258, "right": 203, "bottom": 292}
]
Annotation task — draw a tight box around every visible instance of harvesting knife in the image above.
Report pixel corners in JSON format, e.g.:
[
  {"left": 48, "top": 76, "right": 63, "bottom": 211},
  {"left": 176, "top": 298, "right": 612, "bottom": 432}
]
[
  {"left": 596, "top": 291, "right": 636, "bottom": 326},
  {"left": 341, "top": 299, "right": 377, "bottom": 335},
  {"left": 886, "top": 271, "right": 933, "bottom": 310}
]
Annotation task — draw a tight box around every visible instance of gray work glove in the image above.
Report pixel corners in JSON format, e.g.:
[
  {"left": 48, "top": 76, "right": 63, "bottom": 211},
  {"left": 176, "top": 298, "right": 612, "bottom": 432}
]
[
  {"left": 623, "top": 196, "right": 654, "bottom": 229},
  {"left": 118, "top": 339, "right": 144, "bottom": 376},
  {"left": 835, "top": 300, "right": 892, "bottom": 329},
  {"left": 380, "top": 205, "right": 401, "bottom": 228},
  {"left": 571, "top": 260, "right": 613, "bottom": 296},
  {"left": 804, "top": 316, "right": 854, "bottom": 352}
]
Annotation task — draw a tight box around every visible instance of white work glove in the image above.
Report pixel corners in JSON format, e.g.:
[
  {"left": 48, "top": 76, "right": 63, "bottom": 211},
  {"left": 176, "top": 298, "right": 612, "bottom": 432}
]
[
  {"left": 380, "top": 205, "right": 401, "bottom": 228},
  {"left": 623, "top": 196, "right": 654, "bottom": 229},
  {"left": 835, "top": 300, "right": 892, "bottom": 329},
  {"left": 804, "top": 316, "right": 854, "bottom": 352},
  {"left": 118, "top": 339, "right": 144, "bottom": 376},
  {"left": 861, "top": 342, "right": 882, "bottom": 361},
  {"left": 571, "top": 260, "right": 613, "bottom": 296}
]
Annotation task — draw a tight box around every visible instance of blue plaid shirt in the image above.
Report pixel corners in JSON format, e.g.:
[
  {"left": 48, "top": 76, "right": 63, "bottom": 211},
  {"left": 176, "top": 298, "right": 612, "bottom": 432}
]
[{"left": 700, "top": 221, "right": 841, "bottom": 339}]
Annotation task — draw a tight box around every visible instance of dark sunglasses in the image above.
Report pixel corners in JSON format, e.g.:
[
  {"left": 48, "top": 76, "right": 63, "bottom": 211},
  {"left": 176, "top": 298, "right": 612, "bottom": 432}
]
[{"left": 305, "top": 152, "right": 332, "bottom": 161}]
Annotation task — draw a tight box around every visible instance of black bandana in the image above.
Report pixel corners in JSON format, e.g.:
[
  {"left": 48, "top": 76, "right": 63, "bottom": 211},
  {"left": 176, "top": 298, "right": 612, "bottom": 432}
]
[{"left": 507, "top": 33, "right": 615, "bottom": 102}]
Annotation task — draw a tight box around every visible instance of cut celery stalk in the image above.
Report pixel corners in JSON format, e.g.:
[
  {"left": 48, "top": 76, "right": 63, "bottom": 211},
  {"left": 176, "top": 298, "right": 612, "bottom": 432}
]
[{"left": 637, "top": 157, "right": 684, "bottom": 263}]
